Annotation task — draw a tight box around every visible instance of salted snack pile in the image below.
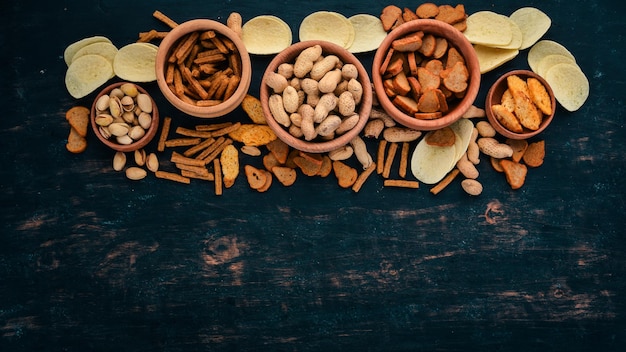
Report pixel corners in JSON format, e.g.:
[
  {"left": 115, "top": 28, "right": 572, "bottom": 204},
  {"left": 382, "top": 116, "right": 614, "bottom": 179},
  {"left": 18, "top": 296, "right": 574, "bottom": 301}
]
[
  {"left": 378, "top": 29, "right": 470, "bottom": 119},
  {"left": 265, "top": 44, "right": 364, "bottom": 142},
  {"left": 161, "top": 28, "right": 243, "bottom": 107},
  {"left": 94, "top": 83, "right": 155, "bottom": 145},
  {"left": 491, "top": 74, "right": 552, "bottom": 132}
]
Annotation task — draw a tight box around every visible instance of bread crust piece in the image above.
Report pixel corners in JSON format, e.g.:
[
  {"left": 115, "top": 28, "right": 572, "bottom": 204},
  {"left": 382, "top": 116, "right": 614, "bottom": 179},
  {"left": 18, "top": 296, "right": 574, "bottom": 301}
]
[
  {"left": 241, "top": 94, "right": 267, "bottom": 124},
  {"left": 512, "top": 90, "right": 542, "bottom": 131},
  {"left": 527, "top": 77, "right": 552, "bottom": 115},
  {"left": 522, "top": 140, "right": 545, "bottom": 167},
  {"left": 66, "top": 127, "right": 87, "bottom": 153},
  {"left": 500, "top": 159, "right": 527, "bottom": 189},
  {"left": 492, "top": 104, "right": 523, "bottom": 133},
  {"left": 66, "top": 106, "right": 90, "bottom": 137},
  {"left": 416, "top": 3, "right": 440, "bottom": 19},
  {"left": 380, "top": 5, "right": 403, "bottom": 31}
]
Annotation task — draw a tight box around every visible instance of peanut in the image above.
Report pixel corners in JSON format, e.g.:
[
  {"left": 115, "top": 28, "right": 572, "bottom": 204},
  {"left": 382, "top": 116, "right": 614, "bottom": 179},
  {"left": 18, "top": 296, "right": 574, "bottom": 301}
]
[
  {"left": 328, "top": 145, "right": 354, "bottom": 160},
  {"left": 226, "top": 12, "right": 243, "bottom": 39},
  {"left": 476, "top": 120, "right": 496, "bottom": 137},
  {"left": 456, "top": 152, "right": 479, "bottom": 179},
  {"left": 350, "top": 135, "right": 373, "bottom": 170},
  {"left": 335, "top": 114, "right": 360, "bottom": 135},
  {"left": 310, "top": 55, "right": 341, "bottom": 80},
  {"left": 266, "top": 71, "right": 289, "bottom": 93},
  {"left": 282, "top": 85, "right": 300, "bottom": 113},
  {"left": 477, "top": 137, "right": 513, "bottom": 159},
  {"left": 461, "top": 179, "right": 483, "bottom": 196},
  {"left": 347, "top": 78, "right": 363, "bottom": 104},
  {"left": 341, "top": 64, "right": 359, "bottom": 80},
  {"left": 370, "top": 108, "right": 396, "bottom": 127},
  {"left": 462, "top": 105, "right": 486, "bottom": 118},
  {"left": 363, "top": 119, "right": 385, "bottom": 139},
  {"left": 467, "top": 127, "right": 480, "bottom": 165},
  {"left": 314, "top": 93, "right": 338, "bottom": 123},
  {"left": 318, "top": 68, "right": 343, "bottom": 93},
  {"left": 383, "top": 126, "right": 422, "bottom": 142},
  {"left": 268, "top": 94, "right": 291, "bottom": 127},
  {"left": 316, "top": 115, "right": 342, "bottom": 137},
  {"left": 293, "top": 44, "right": 322, "bottom": 78},
  {"left": 277, "top": 63, "right": 294, "bottom": 79},
  {"left": 337, "top": 91, "right": 356, "bottom": 116}
]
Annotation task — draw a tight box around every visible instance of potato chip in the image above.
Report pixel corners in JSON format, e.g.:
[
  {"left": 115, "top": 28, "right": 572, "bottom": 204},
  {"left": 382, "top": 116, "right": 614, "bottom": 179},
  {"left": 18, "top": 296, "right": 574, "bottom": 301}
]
[
  {"left": 463, "top": 11, "right": 513, "bottom": 47},
  {"left": 63, "top": 35, "right": 112, "bottom": 66},
  {"left": 492, "top": 17, "right": 523, "bottom": 50},
  {"left": 536, "top": 54, "right": 576, "bottom": 78},
  {"left": 71, "top": 41, "right": 118, "bottom": 70},
  {"left": 448, "top": 118, "right": 474, "bottom": 163},
  {"left": 346, "top": 14, "right": 387, "bottom": 53},
  {"left": 473, "top": 44, "right": 519, "bottom": 74},
  {"left": 299, "top": 11, "right": 355, "bottom": 49},
  {"left": 509, "top": 7, "right": 551, "bottom": 50},
  {"left": 410, "top": 134, "right": 457, "bottom": 184},
  {"left": 65, "top": 54, "right": 113, "bottom": 99},
  {"left": 544, "top": 63, "right": 589, "bottom": 112},
  {"left": 113, "top": 42, "right": 158, "bottom": 82},
  {"left": 527, "top": 40, "right": 576, "bottom": 74},
  {"left": 242, "top": 15, "right": 292, "bottom": 55}
]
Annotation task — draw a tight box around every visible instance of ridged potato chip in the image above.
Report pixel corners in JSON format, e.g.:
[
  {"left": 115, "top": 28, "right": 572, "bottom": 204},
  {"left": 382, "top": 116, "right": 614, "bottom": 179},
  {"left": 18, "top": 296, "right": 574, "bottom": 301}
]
[
  {"left": 527, "top": 40, "right": 576, "bottom": 74},
  {"left": 509, "top": 7, "right": 551, "bottom": 50},
  {"left": 71, "top": 41, "right": 118, "bottom": 69},
  {"left": 463, "top": 11, "right": 513, "bottom": 47},
  {"left": 63, "top": 36, "right": 112, "bottom": 66},
  {"left": 544, "top": 63, "right": 589, "bottom": 112},
  {"left": 65, "top": 54, "right": 113, "bottom": 98},
  {"left": 473, "top": 45, "right": 519, "bottom": 74},
  {"left": 242, "top": 15, "right": 292, "bottom": 55},
  {"left": 346, "top": 14, "right": 387, "bottom": 53},
  {"left": 113, "top": 42, "right": 158, "bottom": 82},
  {"left": 299, "top": 11, "right": 355, "bottom": 49}
]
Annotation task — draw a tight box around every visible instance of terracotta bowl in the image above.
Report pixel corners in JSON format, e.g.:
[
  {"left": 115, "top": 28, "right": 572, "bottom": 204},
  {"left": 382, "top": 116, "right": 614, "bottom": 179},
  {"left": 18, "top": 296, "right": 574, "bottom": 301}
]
[
  {"left": 371, "top": 19, "right": 480, "bottom": 131},
  {"left": 485, "top": 70, "right": 556, "bottom": 139},
  {"left": 91, "top": 82, "right": 159, "bottom": 152},
  {"left": 260, "top": 40, "right": 372, "bottom": 153},
  {"left": 155, "top": 19, "right": 252, "bottom": 118}
]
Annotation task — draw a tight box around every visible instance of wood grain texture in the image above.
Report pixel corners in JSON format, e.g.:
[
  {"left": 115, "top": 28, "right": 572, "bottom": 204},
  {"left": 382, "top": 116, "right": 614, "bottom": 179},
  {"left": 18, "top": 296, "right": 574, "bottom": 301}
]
[{"left": 1, "top": 0, "right": 625, "bottom": 351}]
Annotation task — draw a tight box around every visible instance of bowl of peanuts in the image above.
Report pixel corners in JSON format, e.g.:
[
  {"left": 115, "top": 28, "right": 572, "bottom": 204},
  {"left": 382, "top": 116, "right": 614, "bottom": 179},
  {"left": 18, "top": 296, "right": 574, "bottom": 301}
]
[
  {"left": 485, "top": 70, "right": 556, "bottom": 139},
  {"left": 155, "top": 19, "right": 252, "bottom": 118},
  {"left": 260, "top": 40, "right": 372, "bottom": 153},
  {"left": 91, "top": 82, "right": 160, "bottom": 152},
  {"left": 371, "top": 19, "right": 480, "bottom": 131}
]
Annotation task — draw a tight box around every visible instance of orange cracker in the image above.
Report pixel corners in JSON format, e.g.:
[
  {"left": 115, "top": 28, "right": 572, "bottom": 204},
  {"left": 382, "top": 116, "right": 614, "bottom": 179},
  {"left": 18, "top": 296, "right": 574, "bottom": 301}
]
[
  {"left": 171, "top": 151, "right": 206, "bottom": 167},
  {"left": 181, "top": 169, "right": 215, "bottom": 181},
  {"left": 202, "top": 138, "right": 233, "bottom": 165},
  {"left": 183, "top": 137, "right": 216, "bottom": 157},
  {"left": 153, "top": 10, "right": 178, "bottom": 29},
  {"left": 384, "top": 179, "right": 419, "bottom": 188},
  {"left": 165, "top": 137, "right": 202, "bottom": 148},
  {"left": 195, "top": 122, "right": 234, "bottom": 131},
  {"left": 155, "top": 170, "right": 191, "bottom": 184},
  {"left": 377, "top": 139, "right": 387, "bottom": 174},
  {"left": 523, "top": 140, "right": 545, "bottom": 167},
  {"left": 382, "top": 142, "right": 398, "bottom": 178},
  {"left": 352, "top": 162, "right": 377, "bottom": 193},
  {"left": 213, "top": 159, "right": 223, "bottom": 196},
  {"left": 157, "top": 116, "right": 172, "bottom": 152},
  {"left": 399, "top": 142, "right": 410, "bottom": 178},
  {"left": 429, "top": 168, "right": 459, "bottom": 195}
]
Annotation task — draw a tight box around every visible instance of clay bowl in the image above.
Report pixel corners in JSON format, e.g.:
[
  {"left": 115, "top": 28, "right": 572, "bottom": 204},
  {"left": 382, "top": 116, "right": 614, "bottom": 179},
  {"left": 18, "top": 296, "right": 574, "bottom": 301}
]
[
  {"left": 371, "top": 19, "right": 480, "bottom": 131},
  {"left": 155, "top": 19, "right": 252, "bottom": 118},
  {"left": 91, "top": 82, "right": 159, "bottom": 152},
  {"left": 260, "top": 40, "right": 372, "bottom": 153},
  {"left": 485, "top": 70, "right": 556, "bottom": 139}
]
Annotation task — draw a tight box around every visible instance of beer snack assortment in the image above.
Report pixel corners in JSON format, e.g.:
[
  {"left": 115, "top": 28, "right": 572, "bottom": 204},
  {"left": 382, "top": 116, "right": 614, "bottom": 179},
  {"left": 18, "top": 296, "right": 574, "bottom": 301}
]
[{"left": 62, "top": 4, "right": 589, "bottom": 196}]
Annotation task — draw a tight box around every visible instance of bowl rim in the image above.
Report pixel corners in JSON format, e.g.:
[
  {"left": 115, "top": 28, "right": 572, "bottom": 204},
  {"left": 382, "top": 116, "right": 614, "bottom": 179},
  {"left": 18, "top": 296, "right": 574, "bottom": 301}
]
[
  {"left": 260, "top": 40, "right": 373, "bottom": 153},
  {"left": 485, "top": 69, "right": 556, "bottom": 140},
  {"left": 155, "top": 18, "right": 252, "bottom": 118},
  {"left": 371, "top": 19, "right": 481, "bottom": 131},
  {"left": 90, "top": 81, "right": 160, "bottom": 152}
]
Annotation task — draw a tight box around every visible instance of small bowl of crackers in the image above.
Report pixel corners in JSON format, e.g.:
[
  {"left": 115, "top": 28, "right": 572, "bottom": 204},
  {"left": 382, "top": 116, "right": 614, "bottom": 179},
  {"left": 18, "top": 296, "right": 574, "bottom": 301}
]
[
  {"left": 485, "top": 70, "right": 556, "bottom": 139},
  {"left": 371, "top": 19, "right": 481, "bottom": 131},
  {"left": 260, "top": 40, "right": 372, "bottom": 153},
  {"left": 155, "top": 19, "right": 252, "bottom": 118},
  {"left": 91, "top": 82, "right": 160, "bottom": 152}
]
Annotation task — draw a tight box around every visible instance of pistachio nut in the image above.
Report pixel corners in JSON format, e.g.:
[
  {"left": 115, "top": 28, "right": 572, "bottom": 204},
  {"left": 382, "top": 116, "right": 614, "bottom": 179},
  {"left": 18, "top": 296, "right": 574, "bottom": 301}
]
[
  {"left": 113, "top": 151, "right": 126, "bottom": 171},
  {"left": 95, "top": 113, "right": 114, "bottom": 126},
  {"left": 146, "top": 153, "right": 159, "bottom": 172},
  {"left": 95, "top": 94, "right": 110, "bottom": 112},
  {"left": 99, "top": 126, "right": 111, "bottom": 139},
  {"left": 120, "top": 82, "right": 138, "bottom": 97},
  {"left": 108, "top": 122, "right": 130, "bottom": 137},
  {"left": 116, "top": 135, "right": 133, "bottom": 145},
  {"left": 134, "top": 149, "right": 146, "bottom": 166},
  {"left": 128, "top": 125, "right": 146, "bottom": 140},
  {"left": 108, "top": 96, "right": 122, "bottom": 118},
  {"left": 125, "top": 167, "right": 147, "bottom": 180},
  {"left": 137, "top": 112, "right": 152, "bottom": 130}
]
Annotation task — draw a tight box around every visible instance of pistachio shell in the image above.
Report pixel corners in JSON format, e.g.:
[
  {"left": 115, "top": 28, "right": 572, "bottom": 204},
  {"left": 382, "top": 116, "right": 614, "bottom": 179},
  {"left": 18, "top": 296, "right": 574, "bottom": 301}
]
[
  {"left": 110, "top": 88, "right": 124, "bottom": 99},
  {"left": 99, "top": 126, "right": 111, "bottom": 139},
  {"left": 128, "top": 125, "right": 145, "bottom": 140},
  {"left": 120, "top": 83, "right": 138, "bottom": 97},
  {"left": 122, "top": 111, "right": 135, "bottom": 124},
  {"left": 96, "top": 95, "right": 110, "bottom": 112},
  {"left": 95, "top": 113, "right": 113, "bottom": 126},
  {"left": 116, "top": 135, "right": 133, "bottom": 145},
  {"left": 120, "top": 95, "right": 135, "bottom": 112},
  {"left": 146, "top": 153, "right": 159, "bottom": 172},
  {"left": 137, "top": 112, "right": 152, "bottom": 129},
  {"left": 134, "top": 149, "right": 146, "bottom": 166},
  {"left": 113, "top": 151, "right": 126, "bottom": 171},
  {"left": 136, "top": 94, "right": 152, "bottom": 113},
  {"left": 109, "top": 96, "right": 122, "bottom": 118},
  {"left": 125, "top": 167, "right": 147, "bottom": 180},
  {"left": 108, "top": 122, "right": 130, "bottom": 137}
]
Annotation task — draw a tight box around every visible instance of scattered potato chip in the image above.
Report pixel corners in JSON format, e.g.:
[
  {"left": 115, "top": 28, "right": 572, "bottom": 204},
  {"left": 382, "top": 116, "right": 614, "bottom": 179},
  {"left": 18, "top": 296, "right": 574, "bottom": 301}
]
[
  {"left": 544, "top": 63, "right": 589, "bottom": 112},
  {"left": 473, "top": 45, "right": 519, "bottom": 74},
  {"left": 242, "top": 15, "right": 292, "bottom": 55},
  {"left": 493, "top": 17, "right": 523, "bottom": 50},
  {"left": 113, "top": 42, "right": 158, "bottom": 82},
  {"left": 65, "top": 54, "right": 113, "bottom": 99},
  {"left": 347, "top": 14, "right": 387, "bottom": 53},
  {"left": 448, "top": 118, "right": 474, "bottom": 163},
  {"left": 299, "top": 11, "right": 355, "bottom": 49},
  {"left": 509, "top": 7, "right": 551, "bottom": 50},
  {"left": 64, "top": 35, "right": 112, "bottom": 66},
  {"left": 71, "top": 41, "right": 118, "bottom": 68},
  {"left": 410, "top": 135, "right": 457, "bottom": 184},
  {"left": 527, "top": 40, "right": 576, "bottom": 74},
  {"left": 536, "top": 54, "right": 576, "bottom": 78},
  {"left": 463, "top": 11, "right": 513, "bottom": 47}
]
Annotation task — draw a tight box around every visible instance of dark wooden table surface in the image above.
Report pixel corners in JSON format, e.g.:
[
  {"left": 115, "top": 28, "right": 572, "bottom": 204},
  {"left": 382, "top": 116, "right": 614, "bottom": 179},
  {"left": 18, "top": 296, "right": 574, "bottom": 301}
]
[{"left": 1, "top": 0, "right": 624, "bottom": 350}]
